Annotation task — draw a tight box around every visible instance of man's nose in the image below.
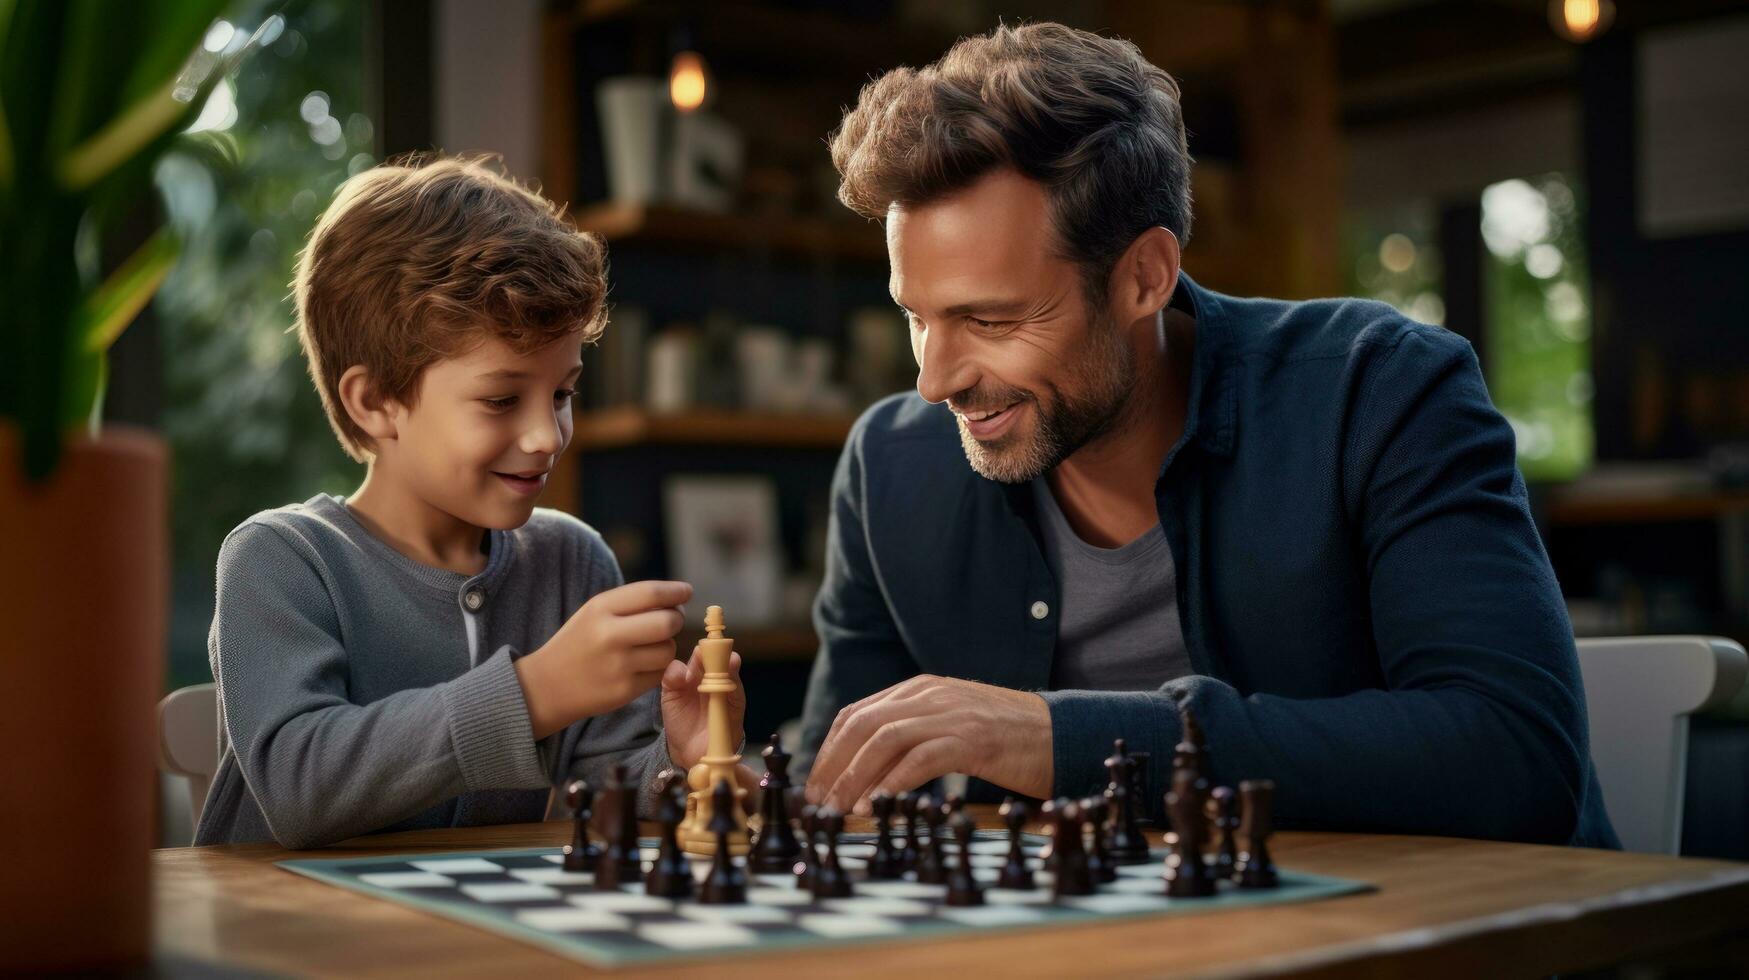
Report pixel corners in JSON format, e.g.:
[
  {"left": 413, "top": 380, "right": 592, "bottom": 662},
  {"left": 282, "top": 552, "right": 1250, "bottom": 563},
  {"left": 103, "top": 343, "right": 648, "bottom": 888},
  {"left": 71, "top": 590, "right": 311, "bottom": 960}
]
[{"left": 913, "top": 323, "right": 977, "bottom": 405}]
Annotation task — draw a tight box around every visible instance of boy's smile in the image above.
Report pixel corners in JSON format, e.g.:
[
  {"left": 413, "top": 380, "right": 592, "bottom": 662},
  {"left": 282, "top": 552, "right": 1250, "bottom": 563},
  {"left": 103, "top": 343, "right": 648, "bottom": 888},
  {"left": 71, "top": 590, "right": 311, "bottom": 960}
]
[{"left": 346, "top": 330, "right": 585, "bottom": 573}]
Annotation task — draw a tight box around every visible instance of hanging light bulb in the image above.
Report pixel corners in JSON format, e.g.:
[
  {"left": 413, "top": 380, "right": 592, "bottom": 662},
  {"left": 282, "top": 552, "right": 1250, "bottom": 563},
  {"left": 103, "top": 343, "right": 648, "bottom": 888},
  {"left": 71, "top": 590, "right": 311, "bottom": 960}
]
[
  {"left": 669, "top": 50, "right": 708, "bottom": 113},
  {"left": 1550, "top": 0, "right": 1614, "bottom": 43}
]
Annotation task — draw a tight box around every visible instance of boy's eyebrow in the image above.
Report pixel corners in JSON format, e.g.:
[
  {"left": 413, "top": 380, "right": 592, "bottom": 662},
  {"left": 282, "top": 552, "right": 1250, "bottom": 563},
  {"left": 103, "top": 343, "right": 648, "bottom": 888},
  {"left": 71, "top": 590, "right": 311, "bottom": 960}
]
[{"left": 476, "top": 364, "right": 584, "bottom": 382}]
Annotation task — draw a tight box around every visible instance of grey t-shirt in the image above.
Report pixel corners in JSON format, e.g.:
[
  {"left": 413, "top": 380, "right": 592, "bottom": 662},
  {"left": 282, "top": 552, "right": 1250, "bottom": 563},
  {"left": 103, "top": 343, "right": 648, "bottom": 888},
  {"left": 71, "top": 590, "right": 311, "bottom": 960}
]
[
  {"left": 1032, "top": 480, "right": 1192, "bottom": 691},
  {"left": 195, "top": 493, "right": 674, "bottom": 849}
]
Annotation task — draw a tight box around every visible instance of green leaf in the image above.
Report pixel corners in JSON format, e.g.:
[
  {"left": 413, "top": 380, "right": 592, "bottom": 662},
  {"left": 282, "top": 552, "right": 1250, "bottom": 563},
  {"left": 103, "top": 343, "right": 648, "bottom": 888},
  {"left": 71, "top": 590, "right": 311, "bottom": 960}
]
[
  {"left": 78, "top": 226, "right": 179, "bottom": 354},
  {"left": 57, "top": 74, "right": 187, "bottom": 190}
]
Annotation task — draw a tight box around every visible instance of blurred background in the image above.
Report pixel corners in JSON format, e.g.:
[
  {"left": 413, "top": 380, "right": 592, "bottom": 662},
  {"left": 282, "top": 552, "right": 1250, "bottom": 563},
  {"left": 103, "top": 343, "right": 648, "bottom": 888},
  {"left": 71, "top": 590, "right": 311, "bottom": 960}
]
[{"left": 115, "top": 0, "right": 1749, "bottom": 851}]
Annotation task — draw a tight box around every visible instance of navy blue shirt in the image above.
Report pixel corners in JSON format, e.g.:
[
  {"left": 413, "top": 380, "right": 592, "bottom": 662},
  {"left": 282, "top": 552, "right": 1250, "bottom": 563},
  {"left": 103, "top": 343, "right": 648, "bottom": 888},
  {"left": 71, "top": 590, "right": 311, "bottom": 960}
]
[{"left": 799, "top": 274, "right": 1618, "bottom": 848}]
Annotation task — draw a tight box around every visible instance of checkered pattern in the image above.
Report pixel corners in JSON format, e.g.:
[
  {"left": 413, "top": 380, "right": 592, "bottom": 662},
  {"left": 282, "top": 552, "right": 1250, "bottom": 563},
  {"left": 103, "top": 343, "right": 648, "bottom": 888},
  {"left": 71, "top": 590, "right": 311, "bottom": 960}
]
[{"left": 281, "top": 831, "right": 1368, "bottom": 966}]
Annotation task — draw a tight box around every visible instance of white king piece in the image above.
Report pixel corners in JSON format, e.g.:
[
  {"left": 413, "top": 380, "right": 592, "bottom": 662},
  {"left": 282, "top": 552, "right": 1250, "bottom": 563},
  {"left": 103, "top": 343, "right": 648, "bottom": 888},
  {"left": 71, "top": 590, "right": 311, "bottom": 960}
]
[{"left": 678, "top": 605, "right": 750, "bottom": 855}]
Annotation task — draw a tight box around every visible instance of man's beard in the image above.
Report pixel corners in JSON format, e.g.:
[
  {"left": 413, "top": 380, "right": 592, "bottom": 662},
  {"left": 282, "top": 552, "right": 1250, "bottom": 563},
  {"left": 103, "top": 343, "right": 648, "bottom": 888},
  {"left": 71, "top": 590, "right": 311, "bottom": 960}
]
[{"left": 955, "top": 316, "right": 1136, "bottom": 484}]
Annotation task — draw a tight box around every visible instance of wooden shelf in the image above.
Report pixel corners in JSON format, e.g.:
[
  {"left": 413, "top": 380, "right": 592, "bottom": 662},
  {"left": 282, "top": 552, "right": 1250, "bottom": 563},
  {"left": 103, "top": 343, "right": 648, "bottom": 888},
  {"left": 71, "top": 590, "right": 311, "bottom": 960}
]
[
  {"left": 1544, "top": 492, "right": 1749, "bottom": 526},
  {"left": 677, "top": 625, "right": 817, "bottom": 663},
  {"left": 566, "top": 203, "right": 887, "bottom": 264},
  {"left": 571, "top": 407, "right": 856, "bottom": 451}
]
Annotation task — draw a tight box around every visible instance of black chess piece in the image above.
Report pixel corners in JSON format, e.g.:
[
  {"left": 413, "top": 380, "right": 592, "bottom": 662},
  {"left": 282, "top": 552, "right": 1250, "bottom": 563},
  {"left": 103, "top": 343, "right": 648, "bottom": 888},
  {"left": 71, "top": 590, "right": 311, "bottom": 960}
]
[
  {"left": 750, "top": 734, "right": 803, "bottom": 873},
  {"left": 867, "top": 791, "right": 904, "bottom": 880},
  {"left": 1037, "top": 797, "right": 1062, "bottom": 873},
  {"left": 1207, "top": 785, "right": 1239, "bottom": 881},
  {"left": 700, "top": 779, "right": 748, "bottom": 904},
  {"left": 1105, "top": 741, "right": 1151, "bottom": 865},
  {"left": 1234, "top": 780, "right": 1279, "bottom": 890},
  {"left": 646, "top": 772, "right": 694, "bottom": 898},
  {"left": 897, "top": 791, "right": 922, "bottom": 874},
  {"left": 811, "top": 807, "right": 855, "bottom": 899},
  {"left": 914, "top": 793, "right": 947, "bottom": 884},
  {"left": 562, "top": 779, "right": 601, "bottom": 872},
  {"left": 1162, "top": 769, "right": 1216, "bottom": 898},
  {"left": 1128, "top": 750, "right": 1153, "bottom": 828},
  {"left": 593, "top": 765, "right": 643, "bottom": 889},
  {"left": 1174, "top": 706, "right": 1213, "bottom": 791},
  {"left": 1050, "top": 800, "right": 1095, "bottom": 898},
  {"left": 1083, "top": 796, "right": 1118, "bottom": 884},
  {"left": 944, "top": 812, "right": 984, "bottom": 907},
  {"left": 794, "top": 803, "right": 821, "bottom": 888},
  {"left": 996, "top": 797, "right": 1034, "bottom": 890}
]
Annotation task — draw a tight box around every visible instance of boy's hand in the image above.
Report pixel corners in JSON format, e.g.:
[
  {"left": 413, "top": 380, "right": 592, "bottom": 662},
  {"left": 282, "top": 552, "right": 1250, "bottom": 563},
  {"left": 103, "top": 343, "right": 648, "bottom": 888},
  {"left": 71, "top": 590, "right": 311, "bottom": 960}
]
[
  {"left": 517, "top": 580, "right": 692, "bottom": 739},
  {"left": 660, "top": 645, "right": 747, "bottom": 770}
]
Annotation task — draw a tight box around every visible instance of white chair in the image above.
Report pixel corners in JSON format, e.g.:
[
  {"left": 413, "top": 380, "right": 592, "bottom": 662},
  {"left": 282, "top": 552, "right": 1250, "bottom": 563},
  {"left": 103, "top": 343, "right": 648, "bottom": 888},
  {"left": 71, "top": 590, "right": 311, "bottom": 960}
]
[
  {"left": 158, "top": 683, "right": 219, "bottom": 843},
  {"left": 1576, "top": 635, "right": 1748, "bottom": 854}
]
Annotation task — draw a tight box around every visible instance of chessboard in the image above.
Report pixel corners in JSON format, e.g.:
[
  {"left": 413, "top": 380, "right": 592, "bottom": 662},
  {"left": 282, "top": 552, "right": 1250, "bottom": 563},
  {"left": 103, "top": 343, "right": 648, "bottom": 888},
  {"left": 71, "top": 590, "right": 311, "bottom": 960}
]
[{"left": 280, "top": 831, "right": 1369, "bottom": 967}]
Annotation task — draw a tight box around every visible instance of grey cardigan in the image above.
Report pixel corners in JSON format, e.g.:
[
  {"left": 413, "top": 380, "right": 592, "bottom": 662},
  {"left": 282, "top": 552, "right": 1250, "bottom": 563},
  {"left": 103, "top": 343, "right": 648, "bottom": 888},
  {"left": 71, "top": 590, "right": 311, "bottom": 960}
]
[{"left": 194, "top": 494, "right": 673, "bottom": 849}]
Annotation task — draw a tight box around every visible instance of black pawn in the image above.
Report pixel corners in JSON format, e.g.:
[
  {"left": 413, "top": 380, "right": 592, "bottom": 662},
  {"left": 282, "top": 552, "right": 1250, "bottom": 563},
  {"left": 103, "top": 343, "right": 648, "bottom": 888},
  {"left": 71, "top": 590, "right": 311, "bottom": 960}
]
[
  {"left": 944, "top": 812, "right": 984, "bottom": 906},
  {"left": 646, "top": 773, "right": 693, "bottom": 898},
  {"left": 1105, "top": 741, "right": 1150, "bottom": 864},
  {"left": 750, "top": 734, "right": 802, "bottom": 873},
  {"left": 1083, "top": 796, "right": 1118, "bottom": 884},
  {"left": 1162, "top": 769, "right": 1215, "bottom": 898},
  {"left": 1129, "top": 750, "right": 1154, "bottom": 828},
  {"left": 896, "top": 792, "right": 922, "bottom": 874},
  {"left": 1050, "top": 800, "right": 1095, "bottom": 898},
  {"left": 811, "top": 807, "right": 854, "bottom": 899},
  {"left": 914, "top": 794, "right": 947, "bottom": 884},
  {"left": 867, "top": 791, "right": 904, "bottom": 879},
  {"left": 1037, "top": 797, "right": 1065, "bottom": 873},
  {"left": 1234, "top": 780, "right": 1279, "bottom": 890},
  {"left": 700, "top": 779, "right": 747, "bottom": 904},
  {"left": 996, "top": 797, "right": 1034, "bottom": 890},
  {"left": 593, "top": 765, "right": 642, "bottom": 889},
  {"left": 794, "top": 803, "right": 821, "bottom": 888},
  {"left": 1207, "top": 786, "right": 1239, "bottom": 881},
  {"left": 562, "top": 779, "right": 600, "bottom": 872}
]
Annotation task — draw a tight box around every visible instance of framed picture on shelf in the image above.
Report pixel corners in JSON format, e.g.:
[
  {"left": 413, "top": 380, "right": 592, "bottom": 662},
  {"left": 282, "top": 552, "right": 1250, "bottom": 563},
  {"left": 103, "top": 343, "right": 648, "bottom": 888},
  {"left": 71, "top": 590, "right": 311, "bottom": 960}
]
[{"left": 663, "top": 475, "right": 783, "bottom": 626}]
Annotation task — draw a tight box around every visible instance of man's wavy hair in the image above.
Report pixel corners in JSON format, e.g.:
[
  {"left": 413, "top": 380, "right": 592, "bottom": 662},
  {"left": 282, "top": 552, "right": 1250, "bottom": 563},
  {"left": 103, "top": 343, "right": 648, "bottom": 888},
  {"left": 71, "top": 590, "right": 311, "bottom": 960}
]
[
  {"left": 293, "top": 154, "right": 608, "bottom": 462},
  {"left": 831, "top": 22, "right": 1192, "bottom": 303}
]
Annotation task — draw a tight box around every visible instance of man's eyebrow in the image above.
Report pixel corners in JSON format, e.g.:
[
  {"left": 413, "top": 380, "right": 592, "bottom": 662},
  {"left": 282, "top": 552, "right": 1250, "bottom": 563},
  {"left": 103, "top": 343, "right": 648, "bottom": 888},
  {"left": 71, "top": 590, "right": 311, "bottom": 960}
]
[
  {"left": 889, "top": 291, "right": 1037, "bottom": 320},
  {"left": 941, "top": 299, "right": 1034, "bottom": 319}
]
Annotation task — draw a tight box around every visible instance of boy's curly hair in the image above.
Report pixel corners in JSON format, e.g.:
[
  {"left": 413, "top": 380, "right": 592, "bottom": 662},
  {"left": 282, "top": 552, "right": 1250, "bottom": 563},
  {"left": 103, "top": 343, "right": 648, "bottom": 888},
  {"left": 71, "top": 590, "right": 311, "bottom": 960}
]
[{"left": 293, "top": 154, "right": 607, "bottom": 461}]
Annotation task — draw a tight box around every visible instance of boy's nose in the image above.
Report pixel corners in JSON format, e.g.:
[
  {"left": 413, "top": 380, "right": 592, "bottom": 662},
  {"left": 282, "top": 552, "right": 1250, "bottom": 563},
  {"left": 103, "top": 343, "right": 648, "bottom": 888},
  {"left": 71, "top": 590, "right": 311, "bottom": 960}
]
[{"left": 519, "top": 409, "right": 564, "bottom": 456}]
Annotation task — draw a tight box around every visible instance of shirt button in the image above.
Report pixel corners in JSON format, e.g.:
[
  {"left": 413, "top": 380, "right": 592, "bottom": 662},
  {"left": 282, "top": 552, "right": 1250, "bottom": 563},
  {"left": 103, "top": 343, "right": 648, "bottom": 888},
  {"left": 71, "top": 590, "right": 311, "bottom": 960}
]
[
  {"left": 463, "top": 589, "right": 485, "bottom": 611},
  {"left": 1030, "top": 600, "right": 1050, "bottom": 620}
]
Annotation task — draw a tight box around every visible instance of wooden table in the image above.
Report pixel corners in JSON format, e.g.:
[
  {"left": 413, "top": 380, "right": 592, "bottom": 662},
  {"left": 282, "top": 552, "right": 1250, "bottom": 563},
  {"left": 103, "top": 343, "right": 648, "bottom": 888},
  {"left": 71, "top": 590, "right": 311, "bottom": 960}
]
[{"left": 155, "top": 811, "right": 1749, "bottom": 977}]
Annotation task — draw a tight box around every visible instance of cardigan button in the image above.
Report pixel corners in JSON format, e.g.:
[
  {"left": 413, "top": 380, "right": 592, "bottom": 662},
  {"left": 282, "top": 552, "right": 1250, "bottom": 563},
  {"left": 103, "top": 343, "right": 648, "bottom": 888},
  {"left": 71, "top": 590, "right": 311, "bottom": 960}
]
[
  {"left": 1030, "top": 600, "right": 1050, "bottom": 620},
  {"left": 463, "top": 589, "right": 485, "bottom": 611}
]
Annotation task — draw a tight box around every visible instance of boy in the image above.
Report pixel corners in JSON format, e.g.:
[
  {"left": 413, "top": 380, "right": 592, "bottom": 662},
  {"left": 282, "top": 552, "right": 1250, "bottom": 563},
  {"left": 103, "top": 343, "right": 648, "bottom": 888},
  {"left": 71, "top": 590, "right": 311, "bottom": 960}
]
[{"left": 194, "top": 156, "right": 743, "bottom": 848}]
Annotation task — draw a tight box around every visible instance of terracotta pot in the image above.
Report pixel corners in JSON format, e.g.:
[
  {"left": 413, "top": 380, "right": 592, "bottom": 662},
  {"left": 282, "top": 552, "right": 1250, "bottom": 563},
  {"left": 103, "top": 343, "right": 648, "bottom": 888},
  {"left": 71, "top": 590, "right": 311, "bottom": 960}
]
[{"left": 0, "top": 425, "right": 166, "bottom": 970}]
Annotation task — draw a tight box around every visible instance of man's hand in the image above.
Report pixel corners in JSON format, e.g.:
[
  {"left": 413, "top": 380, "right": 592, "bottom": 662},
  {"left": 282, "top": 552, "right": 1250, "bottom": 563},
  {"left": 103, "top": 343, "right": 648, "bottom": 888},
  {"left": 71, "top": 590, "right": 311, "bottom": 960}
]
[
  {"left": 803, "top": 675, "right": 1053, "bottom": 815},
  {"left": 659, "top": 645, "right": 747, "bottom": 770},
  {"left": 516, "top": 580, "right": 692, "bottom": 739}
]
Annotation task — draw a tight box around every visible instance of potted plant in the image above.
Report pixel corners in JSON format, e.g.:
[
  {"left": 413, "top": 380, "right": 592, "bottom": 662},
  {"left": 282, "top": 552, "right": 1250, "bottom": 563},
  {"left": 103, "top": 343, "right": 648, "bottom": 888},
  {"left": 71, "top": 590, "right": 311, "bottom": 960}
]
[{"left": 0, "top": 2, "right": 246, "bottom": 970}]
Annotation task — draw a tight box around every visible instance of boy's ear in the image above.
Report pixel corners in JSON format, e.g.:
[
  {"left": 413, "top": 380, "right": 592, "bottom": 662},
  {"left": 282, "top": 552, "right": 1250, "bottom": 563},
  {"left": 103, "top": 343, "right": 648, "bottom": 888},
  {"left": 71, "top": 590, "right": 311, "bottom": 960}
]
[{"left": 337, "top": 365, "right": 401, "bottom": 447}]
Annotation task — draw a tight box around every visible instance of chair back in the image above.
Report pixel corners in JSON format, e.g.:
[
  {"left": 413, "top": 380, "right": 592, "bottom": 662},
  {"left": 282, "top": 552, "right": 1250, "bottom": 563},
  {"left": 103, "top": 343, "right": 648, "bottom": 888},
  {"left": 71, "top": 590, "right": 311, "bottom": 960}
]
[
  {"left": 157, "top": 683, "right": 219, "bottom": 832},
  {"left": 1577, "top": 635, "right": 1748, "bottom": 854}
]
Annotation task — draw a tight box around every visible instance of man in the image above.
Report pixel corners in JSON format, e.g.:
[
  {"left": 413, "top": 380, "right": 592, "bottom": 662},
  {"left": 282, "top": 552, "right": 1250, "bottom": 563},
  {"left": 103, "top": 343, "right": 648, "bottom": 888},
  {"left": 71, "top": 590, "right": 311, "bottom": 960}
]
[{"left": 796, "top": 22, "right": 1616, "bottom": 847}]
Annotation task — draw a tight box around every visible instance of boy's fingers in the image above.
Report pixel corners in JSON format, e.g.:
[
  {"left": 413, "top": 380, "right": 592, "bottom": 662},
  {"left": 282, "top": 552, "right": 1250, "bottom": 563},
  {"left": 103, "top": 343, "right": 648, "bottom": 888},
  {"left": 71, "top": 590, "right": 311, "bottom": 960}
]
[
  {"left": 626, "top": 642, "right": 680, "bottom": 674},
  {"left": 630, "top": 669, "right": 667, "bottom": 694},
  {"left": 613, "top": 608, "right": 687, "bottom": 645},
  {"left": 659, "top": 657, "right": 689, "bottom": 690},
  {"left": 600, "top": 580, "right": 693, "bottom": 614}
]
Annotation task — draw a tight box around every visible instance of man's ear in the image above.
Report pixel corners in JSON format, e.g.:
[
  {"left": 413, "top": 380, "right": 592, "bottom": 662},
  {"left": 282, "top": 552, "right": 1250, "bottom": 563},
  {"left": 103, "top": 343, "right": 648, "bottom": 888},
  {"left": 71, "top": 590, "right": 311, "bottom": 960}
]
[
  {"left": 337, "top": 365, "right": 400, "bottom": 448},
  {"left": 1107, "top": 226, "right": 1182, "bottom": 327}
]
